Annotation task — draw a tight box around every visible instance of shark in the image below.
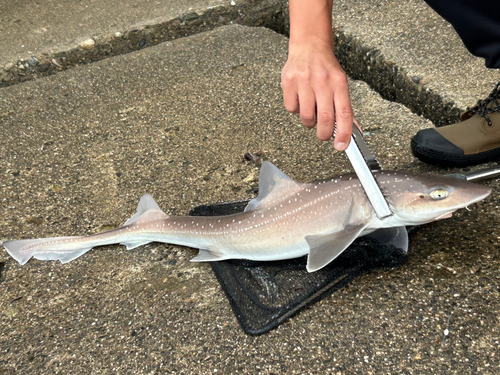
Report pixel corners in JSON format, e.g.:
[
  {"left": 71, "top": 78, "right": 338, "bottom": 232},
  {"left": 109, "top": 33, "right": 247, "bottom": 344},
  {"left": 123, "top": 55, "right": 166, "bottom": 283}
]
[{"left": 2, "top": 162, "right": 491, "bottom": 272}]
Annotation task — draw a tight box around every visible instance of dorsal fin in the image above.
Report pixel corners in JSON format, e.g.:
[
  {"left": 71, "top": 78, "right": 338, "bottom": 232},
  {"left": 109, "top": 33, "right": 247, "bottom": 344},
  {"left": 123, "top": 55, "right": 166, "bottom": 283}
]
[
  {"left": 123, "top": 194, "right": 169, "bottom": 226},
  {"left": 245, "top": 161, "right": 301, "bottom": 212}
]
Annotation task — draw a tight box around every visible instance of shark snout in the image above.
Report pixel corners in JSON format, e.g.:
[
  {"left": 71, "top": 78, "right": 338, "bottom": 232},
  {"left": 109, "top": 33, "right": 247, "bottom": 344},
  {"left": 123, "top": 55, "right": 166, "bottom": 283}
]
[
  {"left": 460, "top": 184, "right": 492, "bottom": 205},
  {"left": 436, "top": 182, "right": 491, "bottom": 220}
]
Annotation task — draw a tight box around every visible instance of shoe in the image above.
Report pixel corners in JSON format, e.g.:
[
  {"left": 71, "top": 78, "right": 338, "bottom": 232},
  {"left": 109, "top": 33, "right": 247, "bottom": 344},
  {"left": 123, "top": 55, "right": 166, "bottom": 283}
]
[{"left": 411, "top": 81, "right": 500, "bottom": 167}]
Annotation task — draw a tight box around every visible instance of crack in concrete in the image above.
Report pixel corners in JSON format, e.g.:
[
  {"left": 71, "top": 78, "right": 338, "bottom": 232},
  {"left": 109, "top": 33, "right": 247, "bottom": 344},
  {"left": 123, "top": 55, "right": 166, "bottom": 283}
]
[
  {"left": 0, "top": 0, "right": 465, "bottom": 127},
  {"left": 332, "top": 29, "right": 463, "bottom": 126},
  {"left": 0, "top": 262, "right": 5, "bottom": 282},
  {"left": 0, "top": 1, "right": 286, "bottom": 89}
]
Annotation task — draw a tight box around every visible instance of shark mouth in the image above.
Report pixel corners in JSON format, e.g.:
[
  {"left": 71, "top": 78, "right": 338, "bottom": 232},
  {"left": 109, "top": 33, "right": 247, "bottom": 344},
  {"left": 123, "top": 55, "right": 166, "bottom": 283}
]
[{"left": 435, "top": 211, "right": 455, "bottom": 220}]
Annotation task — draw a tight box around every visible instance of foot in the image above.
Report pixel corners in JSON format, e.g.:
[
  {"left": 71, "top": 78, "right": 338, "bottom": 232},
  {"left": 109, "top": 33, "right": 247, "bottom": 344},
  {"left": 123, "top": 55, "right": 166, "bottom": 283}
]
[{"left": 411, "top": 82, "right": 500, "bottom": 167}]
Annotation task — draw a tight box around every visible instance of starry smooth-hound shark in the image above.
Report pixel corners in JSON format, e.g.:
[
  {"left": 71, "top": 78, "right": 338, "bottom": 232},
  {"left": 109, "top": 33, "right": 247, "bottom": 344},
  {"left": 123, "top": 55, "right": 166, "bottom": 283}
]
[{"left": 2, "top": 162, "right": 491, "bottom": 272}]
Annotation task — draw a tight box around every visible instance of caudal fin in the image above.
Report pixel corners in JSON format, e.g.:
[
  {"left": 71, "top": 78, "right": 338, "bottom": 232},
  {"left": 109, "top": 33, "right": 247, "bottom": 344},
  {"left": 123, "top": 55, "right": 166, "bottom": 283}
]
[
  {"left": 2, "top": 236, "right": 90, "bottom": 265},
  {"left": 3, "top": 194, "right": 168, "bottom": 266}
]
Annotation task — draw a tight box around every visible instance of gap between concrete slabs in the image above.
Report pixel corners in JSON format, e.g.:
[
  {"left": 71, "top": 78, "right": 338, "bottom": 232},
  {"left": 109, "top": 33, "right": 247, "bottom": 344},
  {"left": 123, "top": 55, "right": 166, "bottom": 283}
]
[
  {"left": 280, "top": 0, "right": 500, "bottom": 127},
  {"left": 0, "top": 0, "right": 285, "bottom": 88},
  {"left": 1, "top": 0, "right": 499, "bottom": 128}
]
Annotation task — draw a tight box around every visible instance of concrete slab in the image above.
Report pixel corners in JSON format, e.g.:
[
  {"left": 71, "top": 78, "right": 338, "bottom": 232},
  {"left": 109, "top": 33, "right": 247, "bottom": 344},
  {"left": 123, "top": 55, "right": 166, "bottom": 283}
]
[
  {"left": 3, "top": 0, "right": 499, "bottom": 128},
  {"left": 1, "top": 25, "right": 499, "bottom": 374},
  {"left": 0, "top": 0, "right": 283, "bottom": 86},
  {"left": 280, "top": 0, "right": 500, "bottom": 124},
  {"left": 328, "top": 0, "right": 500, "bottom": 125}
]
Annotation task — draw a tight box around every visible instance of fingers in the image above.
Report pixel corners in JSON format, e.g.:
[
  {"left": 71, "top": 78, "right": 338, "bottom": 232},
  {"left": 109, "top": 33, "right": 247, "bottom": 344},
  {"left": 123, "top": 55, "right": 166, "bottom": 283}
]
[
  {"left": 281, "top": 45, "right": 355, "bottom": 147},
  {"left": 282, "top": 75, "right": 317, "bottom": 129},
  {"left": 298, "top": 88, "right": 317, "bottom": 129},
  {"left": 282, "top": 80, "right": 300, "bottom": 114},
  {"left": 332, "top": 75, "right": 353, "bottom": 151},
  {"left": 315, "top": 91, "right": 335, "bottom": 141},
  {"left": 293, "top": 75, "right": 353, "bottom": 149}
]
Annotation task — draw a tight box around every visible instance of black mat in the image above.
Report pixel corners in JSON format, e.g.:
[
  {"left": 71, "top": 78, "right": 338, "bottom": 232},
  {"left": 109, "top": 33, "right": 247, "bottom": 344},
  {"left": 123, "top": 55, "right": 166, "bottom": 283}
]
[{"left": 190, "top": 201, "right": 408, "bottom": 335}]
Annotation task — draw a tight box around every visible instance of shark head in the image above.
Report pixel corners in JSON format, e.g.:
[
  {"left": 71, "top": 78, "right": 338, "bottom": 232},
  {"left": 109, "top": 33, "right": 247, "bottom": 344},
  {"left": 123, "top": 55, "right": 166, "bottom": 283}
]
[{"left": 378, "top": 172, "right": 491, "bottom": 226}]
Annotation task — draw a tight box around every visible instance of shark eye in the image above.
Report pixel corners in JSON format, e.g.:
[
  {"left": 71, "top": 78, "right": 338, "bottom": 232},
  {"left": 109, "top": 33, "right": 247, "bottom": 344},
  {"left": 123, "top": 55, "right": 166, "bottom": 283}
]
[{"left": 430, "top": 189, "right": 449, "bottom": 200}]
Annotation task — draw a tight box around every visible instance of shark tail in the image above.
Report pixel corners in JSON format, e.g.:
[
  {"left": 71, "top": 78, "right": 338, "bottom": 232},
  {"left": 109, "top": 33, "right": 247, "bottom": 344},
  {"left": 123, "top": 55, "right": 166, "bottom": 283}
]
[
  {"left": 3, "top": 194, "right": 169, "bottom": 266},
  {"left": 2, "top": 236, "right": 90, "bottom": 265}
]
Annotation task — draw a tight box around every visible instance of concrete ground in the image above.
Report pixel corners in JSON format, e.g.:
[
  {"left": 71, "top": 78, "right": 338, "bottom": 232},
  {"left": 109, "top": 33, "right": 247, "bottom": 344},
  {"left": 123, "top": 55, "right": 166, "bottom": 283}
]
[
  {"left": 1, "top": 1, "right": 499, "bottom": 374},
  {"left": 329, "top": 0, "right": 500, "bottom": 125}
]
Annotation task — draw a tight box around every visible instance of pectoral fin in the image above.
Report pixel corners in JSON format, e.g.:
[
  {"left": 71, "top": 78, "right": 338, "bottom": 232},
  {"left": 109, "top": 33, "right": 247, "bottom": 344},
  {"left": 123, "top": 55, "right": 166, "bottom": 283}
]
[
  {"left": 305, "top": 224, "right": 367, "bottom": 272},
  {"left": 364, "top": 226, "right": 408, "bottom": 253}
]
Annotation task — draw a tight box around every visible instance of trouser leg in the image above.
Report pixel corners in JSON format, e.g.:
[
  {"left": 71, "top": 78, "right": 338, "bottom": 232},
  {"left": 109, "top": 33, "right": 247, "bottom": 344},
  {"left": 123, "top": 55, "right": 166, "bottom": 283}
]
[{"left": 424, "top": 0, "right": 500, "bottom": 68}]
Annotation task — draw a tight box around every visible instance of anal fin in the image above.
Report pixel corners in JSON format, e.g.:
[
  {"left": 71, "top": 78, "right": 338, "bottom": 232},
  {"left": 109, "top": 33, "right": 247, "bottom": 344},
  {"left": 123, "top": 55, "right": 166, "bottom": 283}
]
[
  {"left": 190, "top": 249, "right": 227, "bottom": 262},
  {"left": 120, "top": 240, "right": 152, "bottom": 250}
]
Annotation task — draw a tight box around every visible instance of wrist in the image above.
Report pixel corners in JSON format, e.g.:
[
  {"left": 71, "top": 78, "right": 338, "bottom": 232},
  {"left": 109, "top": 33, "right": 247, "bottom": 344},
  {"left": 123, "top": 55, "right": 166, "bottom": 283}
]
[
  {"left": 288, "top": 0, "right": 334, "bottom": 50},
  {"left": 289, "top": 35, "right": 334, "bottom": 53}
]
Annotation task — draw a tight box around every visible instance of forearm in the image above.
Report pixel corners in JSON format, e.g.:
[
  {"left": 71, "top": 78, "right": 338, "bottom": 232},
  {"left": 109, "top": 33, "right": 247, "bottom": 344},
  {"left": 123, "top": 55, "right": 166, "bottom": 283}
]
[{"left": 289, "top": 0, "right": 334, "bottom": 49}]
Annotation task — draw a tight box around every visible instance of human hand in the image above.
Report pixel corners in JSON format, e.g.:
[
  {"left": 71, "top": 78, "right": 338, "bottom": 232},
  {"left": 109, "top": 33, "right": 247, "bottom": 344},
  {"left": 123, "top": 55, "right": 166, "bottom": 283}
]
[{"left": 281, "top": 40, "right": 354, "bottom": 151}]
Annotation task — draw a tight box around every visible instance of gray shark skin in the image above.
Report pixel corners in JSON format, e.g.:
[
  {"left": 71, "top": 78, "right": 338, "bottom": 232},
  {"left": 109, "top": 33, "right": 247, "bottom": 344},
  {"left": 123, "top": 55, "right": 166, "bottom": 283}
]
[{"left": 2, "top": 162, "right": 491, "bottom": 272}]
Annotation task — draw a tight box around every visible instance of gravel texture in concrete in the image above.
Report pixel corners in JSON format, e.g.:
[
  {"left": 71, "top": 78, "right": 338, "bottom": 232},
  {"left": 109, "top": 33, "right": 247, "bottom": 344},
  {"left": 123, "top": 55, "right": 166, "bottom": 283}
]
[
  {"left": 0, "top": 0, "right": 284, "bottom": 87},
  {"left": 279, "top": 0, "right": 500, "bottom": 125},
  {"left": 330, "top": 0, "right": 500, "bottom": 125},
  {"left": 1, "top": 25, "right": 499, "bottom": 374},
  {"left": 3, "top": 0, "right": 499, "bottom": 128}
]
